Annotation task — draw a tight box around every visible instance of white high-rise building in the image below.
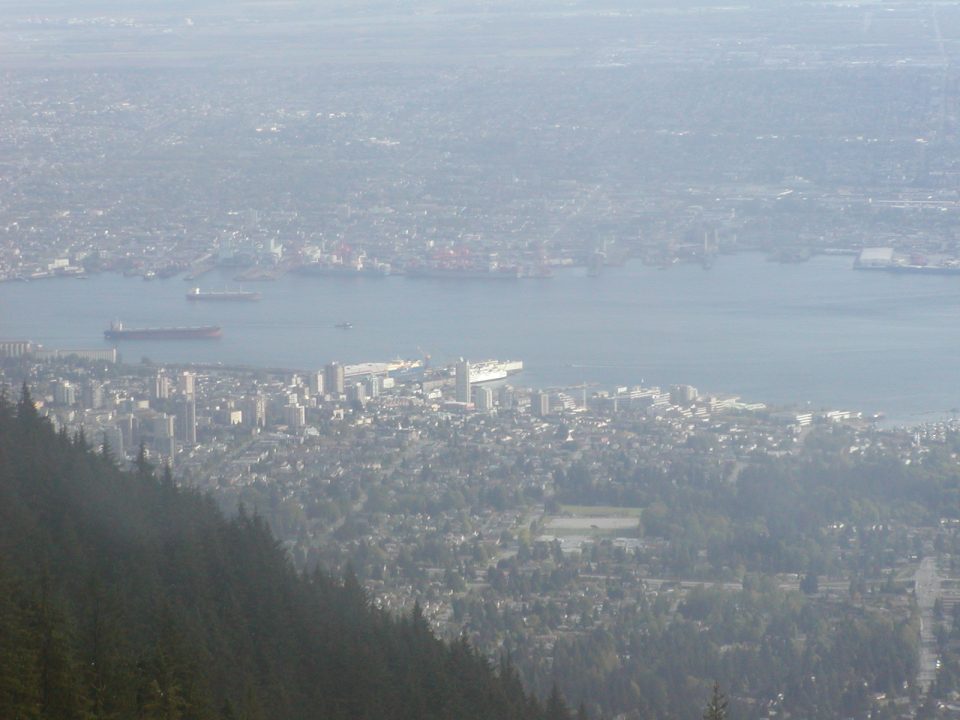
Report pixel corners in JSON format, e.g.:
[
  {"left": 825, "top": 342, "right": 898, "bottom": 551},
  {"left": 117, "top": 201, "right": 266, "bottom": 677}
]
[
  {"left": 670, "top": 384, "right": 698, "bottom": 406},
  {"left": 178, "top": 397, "right": 197, "bottom": 445},
  {"left": 82, "top": 382, "right": 104, "bottom": 410},
  {"left": 324, "top": 362, "right": 345, "bottom": 397},
  {"left": 455, "top": 358, "right": 471, "bottom": 403},
  {"left": 309, "top": 371, "right": 325, "bottom": 397},
  {"left": 243, "top": 395, "right": 266, "bottom": 428},
  {"left": 53, "top": 380, "right": 76, "bottom": 407},
  {"left": 532, "top": 390, "right": 550, "bottom": 418},
  {"left": 475, "top": 385, "right": 494, "bottom": 412},
  {"left": 181, "top": 371, "right": 195, "bottom": 399},
  {"left": 284, "top": 403, "right": 306, "bottom": 428},
  {"left": 154, "top": 372, "right": 171, "bottom": 400}
]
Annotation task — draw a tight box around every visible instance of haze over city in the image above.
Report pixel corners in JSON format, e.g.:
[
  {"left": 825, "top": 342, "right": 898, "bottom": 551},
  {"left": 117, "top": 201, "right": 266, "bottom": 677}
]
[{"left": 5, "top": 1, "right": 960, "bottom": 719}]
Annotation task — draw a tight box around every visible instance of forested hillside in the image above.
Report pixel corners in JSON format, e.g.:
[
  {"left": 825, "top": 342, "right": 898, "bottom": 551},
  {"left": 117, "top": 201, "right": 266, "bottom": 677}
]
[{"left": 0, "top": 388, "right": 563, "bottom": 720}]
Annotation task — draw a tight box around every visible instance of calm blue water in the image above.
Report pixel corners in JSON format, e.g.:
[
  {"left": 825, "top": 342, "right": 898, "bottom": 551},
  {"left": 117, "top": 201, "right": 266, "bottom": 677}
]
[{"left": 3, "top": 253, "right": 960, "bottom": 422}]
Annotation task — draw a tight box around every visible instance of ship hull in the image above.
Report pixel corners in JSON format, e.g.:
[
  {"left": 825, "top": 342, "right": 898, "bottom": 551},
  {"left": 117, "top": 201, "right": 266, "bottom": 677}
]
[
  {"left": 104, "top": 326, "right": 222, "bottom": 340},
  {"left": 187, "top": 292, "right": 260, "bottom": 301},
  {"left": 855, "top": 264, "right": 960, "bottom": 275},
  {"left": 294, "top": 264, "right": 390, "bottom": 277},
  {"left": 406, "top": 268, "right": 520, "bottom": 280}
]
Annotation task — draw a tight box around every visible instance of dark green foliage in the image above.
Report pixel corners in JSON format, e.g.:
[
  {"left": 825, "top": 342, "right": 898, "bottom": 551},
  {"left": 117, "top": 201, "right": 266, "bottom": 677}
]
[
  {"left": 703, "top": 682, "right": 727, "bottom": 720},
  {"left": 800, "top": 570, "right": 819, "bottom": 595},
  {"left": 0, "top": 562, "right": 40, "bottom": 720},
  {"left": 545, "top": 685, "right": 572, "bottom": 720},
  {"left": 0, "top": 392, "right": 551, "bottom": 720},
  {"left": 532, "top": 583, "right": 917, "bottom": 720}
]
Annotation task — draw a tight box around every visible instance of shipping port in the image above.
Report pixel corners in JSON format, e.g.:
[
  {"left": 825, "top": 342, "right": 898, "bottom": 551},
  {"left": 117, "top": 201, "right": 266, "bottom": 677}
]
[{"left": 294, "top": 247, "right": 391, "bottom": 278}]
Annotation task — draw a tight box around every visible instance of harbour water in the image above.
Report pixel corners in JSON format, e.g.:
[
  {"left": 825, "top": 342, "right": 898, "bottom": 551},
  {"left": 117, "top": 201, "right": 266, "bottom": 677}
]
[{"left": 3, "top": 253, "right": 960, "bottom": 423}]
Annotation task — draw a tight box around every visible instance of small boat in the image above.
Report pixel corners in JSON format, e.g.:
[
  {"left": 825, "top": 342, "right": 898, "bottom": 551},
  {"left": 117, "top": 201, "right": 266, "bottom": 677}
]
[{"left": 334, "top": 321, "right": 354, "bottom": 329}]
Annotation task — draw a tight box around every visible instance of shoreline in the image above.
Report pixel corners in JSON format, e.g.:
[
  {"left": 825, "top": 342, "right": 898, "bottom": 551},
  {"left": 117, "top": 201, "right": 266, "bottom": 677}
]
[{"left": 3, "top": 253, "right": 957, "bottom": 425}]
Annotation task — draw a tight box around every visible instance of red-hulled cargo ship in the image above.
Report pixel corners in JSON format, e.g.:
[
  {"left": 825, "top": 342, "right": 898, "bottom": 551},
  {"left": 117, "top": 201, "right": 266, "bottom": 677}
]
[{"left": 104, "top": 321, "right": 222, "bottom": 340}]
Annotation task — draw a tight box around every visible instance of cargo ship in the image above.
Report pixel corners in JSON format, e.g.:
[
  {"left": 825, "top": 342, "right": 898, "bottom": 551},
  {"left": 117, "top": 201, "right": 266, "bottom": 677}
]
[
  {"left": 854, "top": 248, "right": 960, "bottom": 274},
  {"left": 880, "top": 264, "right": 960, "bottom": 275},
  {"left": 186, "top": 288, "right": 261, "bottom": 301},
  {"left": 104, "top": 321, "right": 222, "bottom": 340}
]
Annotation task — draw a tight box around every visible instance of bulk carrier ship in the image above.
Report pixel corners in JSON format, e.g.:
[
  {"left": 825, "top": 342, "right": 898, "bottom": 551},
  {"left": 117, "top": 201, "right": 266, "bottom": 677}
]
[{"left": 104, "top": 321, "right": 222, "bottom": 340}]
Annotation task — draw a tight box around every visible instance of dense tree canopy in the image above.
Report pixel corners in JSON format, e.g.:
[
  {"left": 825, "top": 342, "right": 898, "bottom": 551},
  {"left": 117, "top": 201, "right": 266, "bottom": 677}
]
[{"left": 0, "top": 388, "right": 558, "bottom": 720}]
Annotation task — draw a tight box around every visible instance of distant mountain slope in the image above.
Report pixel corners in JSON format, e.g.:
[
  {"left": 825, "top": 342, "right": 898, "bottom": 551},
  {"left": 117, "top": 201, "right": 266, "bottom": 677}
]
[{"left": 0, "top": 387, "right": 563, "bottom": 720}]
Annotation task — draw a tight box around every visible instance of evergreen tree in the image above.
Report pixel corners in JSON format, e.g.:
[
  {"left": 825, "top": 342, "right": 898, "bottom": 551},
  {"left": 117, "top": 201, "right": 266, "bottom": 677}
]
[
  {"left": 134, "top": 443, "right": 153, "bottom": 481},
  {"left": 30, "top": 579, "right": 86, "bottom": 720},
  {"left": 546, "top": 684, "right": 572, "bottom": 720},
  {"left": 17, "top": 382, "right": 39, "bottom": 425},
  {"left": 0, "top": 388, "right": 553, "bottom": 720},
  {"left": 0, "top": 562, "right": 40, "bottom": 720},
  {"left": 703, "top": 682, "right": 728, "bottom": 720},
  {"left": 100, "top": 433, "right": 115, "bottom": 466}
]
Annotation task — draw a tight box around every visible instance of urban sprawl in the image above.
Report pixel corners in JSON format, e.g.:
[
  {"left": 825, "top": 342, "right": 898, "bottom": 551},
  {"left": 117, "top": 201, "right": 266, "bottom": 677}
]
[{"left": 3, "top": 346, "right": 960, "bottom": 717}]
